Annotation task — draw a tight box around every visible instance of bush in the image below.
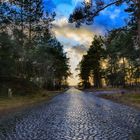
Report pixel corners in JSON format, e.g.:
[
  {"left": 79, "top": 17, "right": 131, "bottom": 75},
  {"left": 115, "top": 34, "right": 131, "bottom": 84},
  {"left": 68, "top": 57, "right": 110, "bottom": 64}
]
[{"left": 0, "top": 77, "right": 39, "bottom": 96}]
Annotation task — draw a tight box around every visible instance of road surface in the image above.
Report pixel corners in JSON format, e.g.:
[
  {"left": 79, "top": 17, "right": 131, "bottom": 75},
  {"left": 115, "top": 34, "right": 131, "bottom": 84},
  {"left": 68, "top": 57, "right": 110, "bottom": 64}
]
[{"left": 0, "top": 88, "right": 140, "bottom": 140}]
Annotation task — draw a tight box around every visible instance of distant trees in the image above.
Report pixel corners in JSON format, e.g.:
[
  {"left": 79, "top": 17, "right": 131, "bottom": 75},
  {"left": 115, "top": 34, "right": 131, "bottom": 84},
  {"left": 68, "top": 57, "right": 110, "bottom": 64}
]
[
  {"left": 0, "top": 1, "right": 70, "bottom": 96},
  {"left": 69, "top": 0, "right": 140, "bottom": 89},
  {"left": 88, "top": 36, "right": 105, "bottom": 88},
  {"left": 34, "top": 34, "right": 70, "bottom": 90},
  {"left": 105, "top": 27, "right": 140, "bottom": 88},
  {"left": 78, "top": 36, "right": 105, "bottom": 88},
  {"left": 78, "top": 55, "right": 91, "bottom": 88},
  {"left": 78, "top": 28, "right": 140, "bottom": 88}
]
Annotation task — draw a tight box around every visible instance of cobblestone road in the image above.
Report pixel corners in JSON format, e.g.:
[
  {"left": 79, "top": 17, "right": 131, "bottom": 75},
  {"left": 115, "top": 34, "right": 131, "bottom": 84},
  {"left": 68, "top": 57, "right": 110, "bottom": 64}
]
[{"left": 0, "top": 88, "right": 140, "bottom": 140}]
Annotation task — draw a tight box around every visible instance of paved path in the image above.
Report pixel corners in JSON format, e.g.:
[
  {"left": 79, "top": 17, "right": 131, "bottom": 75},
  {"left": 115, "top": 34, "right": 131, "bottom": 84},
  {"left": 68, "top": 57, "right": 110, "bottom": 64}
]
[{"left": 0, "top": 88, "right": 140, "bottom": 140}]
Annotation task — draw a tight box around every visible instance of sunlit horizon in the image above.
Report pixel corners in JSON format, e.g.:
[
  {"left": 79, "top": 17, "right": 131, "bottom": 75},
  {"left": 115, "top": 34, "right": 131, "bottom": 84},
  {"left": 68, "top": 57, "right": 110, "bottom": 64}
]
[{"left": 50, "top": 0, "right": 128, "bottom": 85}]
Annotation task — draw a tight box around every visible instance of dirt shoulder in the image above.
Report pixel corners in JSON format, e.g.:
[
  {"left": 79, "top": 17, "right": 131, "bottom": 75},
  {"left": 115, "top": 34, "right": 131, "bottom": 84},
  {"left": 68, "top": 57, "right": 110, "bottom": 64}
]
[
  {"left": 98, "top": 93, "right": 140, "bottom": 110},
  {"left": 0, "top": 90, "right": 63, "bottom": 118},
  {"left": 85, "top": 88, "right": 140, "bottom": 110}
]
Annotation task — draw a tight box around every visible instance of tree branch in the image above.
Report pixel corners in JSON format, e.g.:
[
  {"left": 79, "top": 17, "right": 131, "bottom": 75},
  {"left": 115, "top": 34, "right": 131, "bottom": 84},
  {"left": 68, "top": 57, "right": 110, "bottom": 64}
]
[
  {"left": 71, "top": 0, "right": 126, "bottom": 22},
  {"left": 92, "top": 0, "right": 125, "bottom": 17}
]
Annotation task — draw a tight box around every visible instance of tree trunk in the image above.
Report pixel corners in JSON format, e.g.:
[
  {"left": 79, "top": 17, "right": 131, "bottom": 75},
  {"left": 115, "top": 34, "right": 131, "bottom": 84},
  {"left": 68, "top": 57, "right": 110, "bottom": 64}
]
[
  {"left": 122, "top": 57, "right": 126, "bottom": 88},
  {"left": 29, "top": 0, "right": 32, "bottom": 43},
  {"left": 136, "top": 0, "right": 140, "bottom": 50},
  {"left": 138, "top": 12, "right": 140, "bottom": 49},
  {"left": 93, "top": 69, "right": 102, "bottom": 88},
  {"left": 29, "top": 23, "right": 32, "bottom": 42}
]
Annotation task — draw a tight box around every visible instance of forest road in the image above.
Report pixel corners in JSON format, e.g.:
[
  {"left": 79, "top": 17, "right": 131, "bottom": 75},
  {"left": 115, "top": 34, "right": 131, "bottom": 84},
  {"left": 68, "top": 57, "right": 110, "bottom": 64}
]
[{"left": 0, "top": 87, "right": 140, "bottom": 140}]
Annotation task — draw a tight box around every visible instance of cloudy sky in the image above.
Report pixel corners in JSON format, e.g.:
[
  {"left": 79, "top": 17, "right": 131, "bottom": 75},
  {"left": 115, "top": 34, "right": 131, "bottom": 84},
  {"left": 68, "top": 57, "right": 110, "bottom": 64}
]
[{"left": 45, "top": 0, "right": 129, "bottom": 85}]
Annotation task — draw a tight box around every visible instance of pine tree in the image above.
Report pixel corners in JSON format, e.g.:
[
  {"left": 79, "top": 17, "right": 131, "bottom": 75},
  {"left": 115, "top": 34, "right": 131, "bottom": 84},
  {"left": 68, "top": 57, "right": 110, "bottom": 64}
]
[{"left": 69, "top": 0, "right": 140, "bottom": 50}]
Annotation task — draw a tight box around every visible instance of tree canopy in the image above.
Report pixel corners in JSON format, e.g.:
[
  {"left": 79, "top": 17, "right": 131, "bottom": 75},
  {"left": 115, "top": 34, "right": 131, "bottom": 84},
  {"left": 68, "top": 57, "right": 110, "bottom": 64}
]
[
  {"left": 78, "top": 27, "right": 140, "bottom": 88},
  {"left": 69, "top": 0, "right": 140, "bottom": 48},
  {"left": 0, "top": 0, "right": 70, "bottom": 96}
]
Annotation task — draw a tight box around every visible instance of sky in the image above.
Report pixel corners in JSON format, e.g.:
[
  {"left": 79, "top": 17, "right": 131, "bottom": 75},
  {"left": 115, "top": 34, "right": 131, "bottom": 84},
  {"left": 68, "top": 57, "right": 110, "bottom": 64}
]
[{"left": 45, "top": 0, "right": 129, "bottom": 85}]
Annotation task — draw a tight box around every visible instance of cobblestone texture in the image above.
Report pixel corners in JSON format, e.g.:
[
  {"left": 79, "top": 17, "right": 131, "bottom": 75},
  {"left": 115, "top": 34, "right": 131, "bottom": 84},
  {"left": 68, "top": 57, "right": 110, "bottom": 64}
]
[{"left": 0, "top": 88, "right": 140, "bottom": 140}]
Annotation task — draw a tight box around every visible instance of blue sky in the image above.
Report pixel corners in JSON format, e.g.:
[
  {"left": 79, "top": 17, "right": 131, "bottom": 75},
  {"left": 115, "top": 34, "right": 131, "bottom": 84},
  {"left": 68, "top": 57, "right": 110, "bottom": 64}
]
[
  {"left": 95, "top": 4, "right": 129, "bottom": 29},
  {"left": 45, "top": 0, "right": 129, "bottom": 85},
  {"left": 45, "top": 0, "right": 128, "bottom": 29}
]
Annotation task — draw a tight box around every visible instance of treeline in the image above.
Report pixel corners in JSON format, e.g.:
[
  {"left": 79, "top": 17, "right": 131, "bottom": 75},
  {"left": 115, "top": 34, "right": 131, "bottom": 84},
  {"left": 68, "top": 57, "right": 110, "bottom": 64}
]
[
  {"left": 0, "top": 1, "right": 70, "bottom": 96},
  {"left": 69, "top": 0, "right": 140, "bottom": 89},
  {"left": 78, "top": 28, "right": 140, "bottom": 88}
]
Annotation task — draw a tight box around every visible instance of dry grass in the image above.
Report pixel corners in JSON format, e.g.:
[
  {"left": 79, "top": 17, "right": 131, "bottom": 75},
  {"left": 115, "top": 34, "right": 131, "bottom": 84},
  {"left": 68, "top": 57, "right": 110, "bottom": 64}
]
[
  {"left": 99, "top": 92, "right": 140, "bottom": 109},
  {"left": 0, "top": 90, "right": 61, "bottom": 116}
]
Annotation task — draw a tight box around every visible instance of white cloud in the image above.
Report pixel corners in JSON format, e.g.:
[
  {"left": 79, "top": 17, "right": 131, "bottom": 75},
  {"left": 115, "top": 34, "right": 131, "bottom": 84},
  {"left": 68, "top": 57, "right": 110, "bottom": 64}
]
[
  {"left": 52, "top": 18, "right": 105, "bottom": 85},
  {"left": 52, "top": 18, "right": 103, "bottom": 47},
  {"left": 110, "top": 9, "right": 121, "bottom": 19},
  {"left": 54, "top": 4, "right": 73, "bottom": 17},
  {"left": 101, "top": 8, "right": 121, "bottom": 20}
]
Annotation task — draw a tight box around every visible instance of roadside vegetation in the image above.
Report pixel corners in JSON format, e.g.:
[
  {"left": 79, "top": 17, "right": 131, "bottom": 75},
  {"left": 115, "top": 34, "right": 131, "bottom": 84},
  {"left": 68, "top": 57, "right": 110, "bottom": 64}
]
[
  {"left": 77, "top": 28, "right": 140, "bottom": 89},
  {"left": 0, "top": 90, "right": 62, "bottom": 117},
  {"left": 72, "top": 1, "right": 140, "bottom": 89},
  {"left": 0, "top": 1, "right": 70, "bottom": 112},
  {"left": 77, "top": 28, "right": 140, "bottom": 108},
  {"left": 70, "top": 0, "right": 140, "bottom": 108},
  {"left": 0, "top": 1, "right": 70, "bottom": 95},
  {"left": 98, "top": 92, "right": 140, "bottom": 109}
]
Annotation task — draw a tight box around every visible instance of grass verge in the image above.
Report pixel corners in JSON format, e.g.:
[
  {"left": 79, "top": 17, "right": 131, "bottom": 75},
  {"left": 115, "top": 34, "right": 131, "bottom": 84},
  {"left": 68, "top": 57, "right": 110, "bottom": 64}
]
[
  {"left": 98, "top": 92, "right": 140, "bottom": 110},
  {"left": 0, "top": 90, "right": 62, "bottom": 117}
]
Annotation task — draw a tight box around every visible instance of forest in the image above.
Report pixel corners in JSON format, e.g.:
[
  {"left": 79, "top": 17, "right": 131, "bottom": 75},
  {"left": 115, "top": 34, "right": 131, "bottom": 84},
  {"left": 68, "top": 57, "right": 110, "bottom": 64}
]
[
  {"left": 0, "top": 0, "right": 70, "bottom": 96},
  {"left": 0, "top": 1, "right": 140, "bottom": 139},
  {"left": 0, "top": 0, "right": 140, "bottom": 94},
  {"left": 78, "top": 31, "right": 140, "bottom": 88},
  {"left": 69, "top": 0, "right": 140, "bottom": 89}
]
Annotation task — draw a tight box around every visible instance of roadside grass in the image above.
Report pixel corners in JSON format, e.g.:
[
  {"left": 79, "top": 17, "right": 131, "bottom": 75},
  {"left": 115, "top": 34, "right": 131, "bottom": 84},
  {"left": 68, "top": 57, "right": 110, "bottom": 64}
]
[
  {"left": 85, "top": 87, "right": 140, "bottom": 109},
  {"left": 83, "top": 87, "right": 123, "bottom": 92},
  {"left": 0, "top": 90, "right": 61, "bottom": 116},
  {"left": 98, "top": 92, "right": 140, "bottom": 109}
]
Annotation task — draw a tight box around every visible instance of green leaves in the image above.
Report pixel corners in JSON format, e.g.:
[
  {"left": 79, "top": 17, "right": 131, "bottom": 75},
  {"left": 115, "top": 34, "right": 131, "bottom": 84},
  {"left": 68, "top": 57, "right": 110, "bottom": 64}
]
[
  {"left": 79, "top": 26, "right": 140, "bottom": 88},
  {"left": 0, "top": 1, "right": 69, "bottom": 93},
  {"left": 78, "top": 36, "right": 104, "bottom": 88}
]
